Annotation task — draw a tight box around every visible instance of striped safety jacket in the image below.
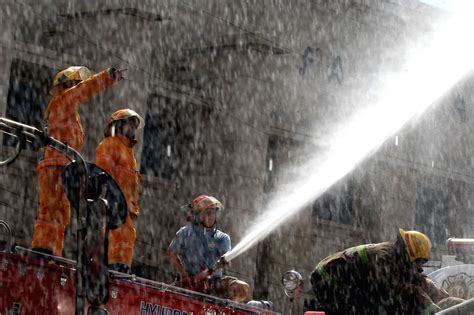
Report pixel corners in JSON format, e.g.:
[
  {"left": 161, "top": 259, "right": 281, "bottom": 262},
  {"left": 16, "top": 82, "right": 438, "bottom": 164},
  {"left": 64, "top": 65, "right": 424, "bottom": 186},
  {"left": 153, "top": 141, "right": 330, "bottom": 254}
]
[{"left": 311, "top": 241, "right": 439, "bottom": 314}]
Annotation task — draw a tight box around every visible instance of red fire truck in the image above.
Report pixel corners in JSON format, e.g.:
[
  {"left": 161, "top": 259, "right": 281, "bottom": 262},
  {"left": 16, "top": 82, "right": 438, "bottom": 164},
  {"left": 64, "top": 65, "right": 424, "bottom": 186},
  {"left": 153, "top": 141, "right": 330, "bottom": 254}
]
[{"left": 0, "top": 117, "right": 278, "bottom": 315}]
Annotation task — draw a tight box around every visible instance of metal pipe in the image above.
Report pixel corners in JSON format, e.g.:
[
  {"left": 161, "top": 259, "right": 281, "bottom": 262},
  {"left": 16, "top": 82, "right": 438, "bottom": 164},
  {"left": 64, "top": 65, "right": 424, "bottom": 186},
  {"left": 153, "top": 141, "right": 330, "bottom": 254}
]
[{"left": 436, "top": 298, "right": 474, "bottom": 314}]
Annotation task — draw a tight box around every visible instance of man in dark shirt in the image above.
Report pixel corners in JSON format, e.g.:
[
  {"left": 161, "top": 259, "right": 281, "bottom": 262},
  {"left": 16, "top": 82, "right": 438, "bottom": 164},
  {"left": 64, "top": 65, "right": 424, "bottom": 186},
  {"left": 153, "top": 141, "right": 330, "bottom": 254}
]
[{"left": 311, "top": 229, "right": 439, "bottom": 314}]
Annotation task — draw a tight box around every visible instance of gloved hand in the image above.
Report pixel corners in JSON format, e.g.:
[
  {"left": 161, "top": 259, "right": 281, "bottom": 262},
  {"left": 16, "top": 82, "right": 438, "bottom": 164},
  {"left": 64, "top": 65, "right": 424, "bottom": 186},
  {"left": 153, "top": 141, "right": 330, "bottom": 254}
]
[
  {"left": 109, "top": 68, "right": 127, "bottom": 81},
  {"left": 129, "top": 202, "right": 139, "bottom": 220},
  {"left": 217, "top": 255, "right": 230, "bottom": 269},
  {"left": 423, "top": 277, "right": 449, "bottom": 302},
  {"left": 421, "top": 302, "right": 441, "bottom": 315}
]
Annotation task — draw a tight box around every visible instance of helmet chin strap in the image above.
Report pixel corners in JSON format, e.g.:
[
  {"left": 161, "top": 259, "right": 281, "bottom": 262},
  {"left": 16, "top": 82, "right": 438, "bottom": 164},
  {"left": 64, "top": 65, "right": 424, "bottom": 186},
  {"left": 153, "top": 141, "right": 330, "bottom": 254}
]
[
  {"left": 201, "top": 220, "right": 216, "bottom": 229},
  {"left": 196, "top": 215, "right": 217, "bottom": 234},
  {"left": 111, "top": 121, "right": 137, "bottom": 141}
]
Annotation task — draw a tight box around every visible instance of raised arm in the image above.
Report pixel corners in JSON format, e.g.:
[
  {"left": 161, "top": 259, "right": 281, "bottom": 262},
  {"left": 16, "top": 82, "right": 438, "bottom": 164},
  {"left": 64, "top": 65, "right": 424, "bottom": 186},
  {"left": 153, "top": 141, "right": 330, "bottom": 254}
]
[{"left": 59, "top": 68, "right": 125, "bottom": 110}]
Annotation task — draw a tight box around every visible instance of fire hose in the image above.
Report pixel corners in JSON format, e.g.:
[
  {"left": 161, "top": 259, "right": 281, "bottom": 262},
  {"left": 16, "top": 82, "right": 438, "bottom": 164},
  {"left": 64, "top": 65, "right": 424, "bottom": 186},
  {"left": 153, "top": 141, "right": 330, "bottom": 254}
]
[{"left": 174, "top": 256, "right": 228, "bottom": 292}]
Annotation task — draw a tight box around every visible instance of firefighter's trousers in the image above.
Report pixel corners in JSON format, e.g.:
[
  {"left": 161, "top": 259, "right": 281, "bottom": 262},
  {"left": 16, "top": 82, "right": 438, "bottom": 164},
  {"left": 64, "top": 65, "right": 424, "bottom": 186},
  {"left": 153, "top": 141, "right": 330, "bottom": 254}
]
[
  {"left": 32, "top": 166, "right": 71, "bottom": 256},
  {"left": 108, "top": 214, "right": 136, "bottom": 267}
]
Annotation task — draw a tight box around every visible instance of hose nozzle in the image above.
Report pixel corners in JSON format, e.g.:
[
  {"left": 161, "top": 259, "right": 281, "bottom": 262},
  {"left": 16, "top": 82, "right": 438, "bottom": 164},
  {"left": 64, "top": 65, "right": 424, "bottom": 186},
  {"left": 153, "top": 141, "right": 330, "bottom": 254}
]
[{"left": 216, "top": 255, "right": 229, "bottom": 269}]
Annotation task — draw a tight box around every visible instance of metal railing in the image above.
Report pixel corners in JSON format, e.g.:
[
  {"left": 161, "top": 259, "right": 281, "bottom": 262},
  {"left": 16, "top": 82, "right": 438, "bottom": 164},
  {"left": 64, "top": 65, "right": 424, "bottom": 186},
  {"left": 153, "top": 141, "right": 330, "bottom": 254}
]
[{"left": 0, "top": 117, "right": 90, "bottom": 315}]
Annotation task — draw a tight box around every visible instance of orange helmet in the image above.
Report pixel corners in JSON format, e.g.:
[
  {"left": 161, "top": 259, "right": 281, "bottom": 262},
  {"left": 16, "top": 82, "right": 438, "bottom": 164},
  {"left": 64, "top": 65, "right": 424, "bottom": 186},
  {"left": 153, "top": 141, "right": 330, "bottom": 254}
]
[
  {"left": 189, "top": 195, "right": 224, "bottom": 213},
  {"left": 49, "top": 66, "right": 92, "bottom": 96},
  {"left": 107, "top": 109, "right": 145, "bottom": 129},
  {"left": 399, "top": 228, "right": 431, "bottom": 262}
]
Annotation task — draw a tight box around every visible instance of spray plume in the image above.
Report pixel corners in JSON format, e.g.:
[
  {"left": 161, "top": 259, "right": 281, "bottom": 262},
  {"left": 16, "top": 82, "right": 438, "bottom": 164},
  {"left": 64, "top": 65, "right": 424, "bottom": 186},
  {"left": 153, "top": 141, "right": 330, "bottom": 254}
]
[{"left": 224, "top": 5, "right": 474, "bottom": 262}]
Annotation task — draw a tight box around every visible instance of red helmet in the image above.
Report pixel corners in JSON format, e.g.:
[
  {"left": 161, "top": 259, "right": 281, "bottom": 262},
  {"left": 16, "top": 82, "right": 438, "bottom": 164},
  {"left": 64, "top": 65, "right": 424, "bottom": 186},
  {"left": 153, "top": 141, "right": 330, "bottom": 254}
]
[{"left": 189, "top": 195, "right": 224, "bottom": 213}]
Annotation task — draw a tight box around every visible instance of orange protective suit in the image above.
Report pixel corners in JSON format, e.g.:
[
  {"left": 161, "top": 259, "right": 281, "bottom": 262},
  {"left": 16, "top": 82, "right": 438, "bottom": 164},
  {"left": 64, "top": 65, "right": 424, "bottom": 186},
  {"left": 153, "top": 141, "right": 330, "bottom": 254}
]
[
  {"left": 95, "top": 134, "right": 140, "bottom": 267},
  {"left": 32, "top": 69, "right": 116, "bottom": 256}
]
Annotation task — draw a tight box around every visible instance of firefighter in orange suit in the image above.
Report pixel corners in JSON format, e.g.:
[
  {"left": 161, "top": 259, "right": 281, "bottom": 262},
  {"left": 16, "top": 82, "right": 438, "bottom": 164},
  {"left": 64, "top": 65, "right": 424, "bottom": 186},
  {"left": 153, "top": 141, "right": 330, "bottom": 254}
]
[
  {"left": 32, "top": 66, "right": 126, "bottom": 256},
  {"left": 95, "top": 109, "right": 144, "bottom": 273}
]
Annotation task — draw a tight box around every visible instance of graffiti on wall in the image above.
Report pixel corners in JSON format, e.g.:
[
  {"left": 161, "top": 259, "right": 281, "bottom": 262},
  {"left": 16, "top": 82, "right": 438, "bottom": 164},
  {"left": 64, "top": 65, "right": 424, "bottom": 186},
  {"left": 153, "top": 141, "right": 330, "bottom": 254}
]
[
  {"left": 453, "top": 94, "right": 466, "bottom": 122},
  {"left": 328, "top": 55, "right": 343, "bottom": 84},
  {"left": 299, "top": 46, "right": 321, "bottom": 76},
  {"left": 298, "top": 47, "right": 344, "bottom": 85}
]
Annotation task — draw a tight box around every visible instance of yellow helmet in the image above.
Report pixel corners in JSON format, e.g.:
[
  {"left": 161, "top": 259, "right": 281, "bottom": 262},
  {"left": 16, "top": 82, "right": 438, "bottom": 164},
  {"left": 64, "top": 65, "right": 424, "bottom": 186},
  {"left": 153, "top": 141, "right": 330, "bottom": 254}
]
[
  {"left": 189, "top": 195, "right": 224, "bottom": 213},
  {"left": 108, "top": 109, "right": 145, "bottom": 129},
  {"left": 399, "top": 228, "right": 431, "bottom": 262},
  {"left": 49, "top": 66, "right": 92, "bottom": 96}
]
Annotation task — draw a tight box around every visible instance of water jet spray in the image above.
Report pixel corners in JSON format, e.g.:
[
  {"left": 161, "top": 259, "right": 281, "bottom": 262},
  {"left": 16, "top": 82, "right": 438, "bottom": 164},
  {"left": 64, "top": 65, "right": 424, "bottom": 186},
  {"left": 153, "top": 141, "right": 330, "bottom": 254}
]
[{"left": 223, "top": 4, "right": 474, "bottom": 264}]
